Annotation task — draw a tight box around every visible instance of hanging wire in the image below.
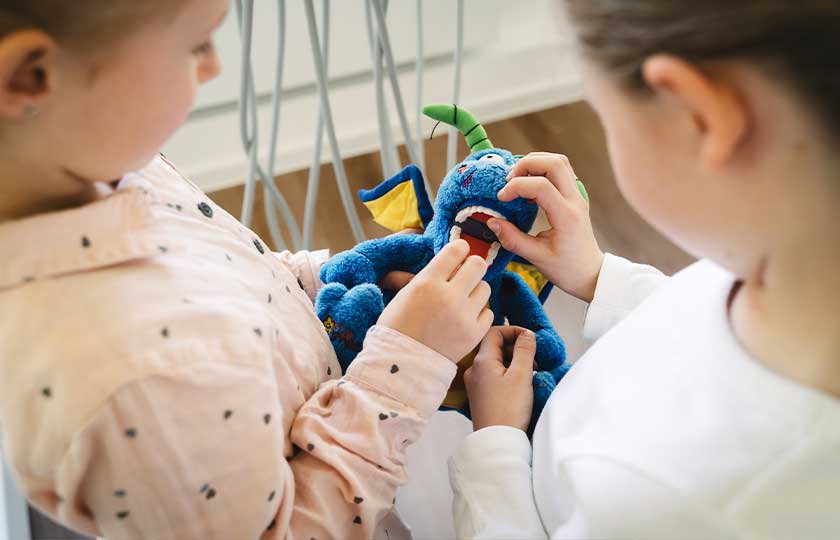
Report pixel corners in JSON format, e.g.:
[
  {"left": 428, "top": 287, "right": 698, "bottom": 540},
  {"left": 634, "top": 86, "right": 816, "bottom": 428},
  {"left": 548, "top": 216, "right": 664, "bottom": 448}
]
[
  {"left": 302, "top": 0, "right": 329, "bottom": 250},
  {"left": 369, "top": 0, "right": 432, "bottom": 198},
  {"left": 364, "top": 0, "right": 399, "bottom": 178},
  {"left": 415, "top": 0, "right": 426, "bottom": 177},
  {"left": 303, "top": 0, "right": 367, "bottom": 243},
  {"left": 236, "top": 0, "right": 302, "bottom": 250},
  {"left": 446, "top": 0, "right": 465, "bottom": 170}
]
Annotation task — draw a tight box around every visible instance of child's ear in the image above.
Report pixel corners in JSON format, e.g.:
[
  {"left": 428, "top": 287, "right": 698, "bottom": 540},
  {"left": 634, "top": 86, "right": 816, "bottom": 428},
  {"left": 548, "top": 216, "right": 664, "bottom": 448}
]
[
  {"left": 0, "top": 30, "right": 56, "bottom": 119},
  {"left": 642, "top": 54, "right": 747, "bottom": 169}
]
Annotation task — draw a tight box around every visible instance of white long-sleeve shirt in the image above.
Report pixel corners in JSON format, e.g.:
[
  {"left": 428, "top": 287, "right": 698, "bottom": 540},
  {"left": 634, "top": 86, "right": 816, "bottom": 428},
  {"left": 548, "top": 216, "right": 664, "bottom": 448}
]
[{"left": 450, "top": 254, "right": 840, "bottom": 539}]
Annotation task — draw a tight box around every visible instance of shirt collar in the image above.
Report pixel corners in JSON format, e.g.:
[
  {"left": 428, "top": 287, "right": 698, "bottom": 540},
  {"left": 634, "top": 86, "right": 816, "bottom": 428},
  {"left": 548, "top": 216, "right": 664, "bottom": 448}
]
[{"left": 0, "top": 178, "right": 162, "bottom": 291}]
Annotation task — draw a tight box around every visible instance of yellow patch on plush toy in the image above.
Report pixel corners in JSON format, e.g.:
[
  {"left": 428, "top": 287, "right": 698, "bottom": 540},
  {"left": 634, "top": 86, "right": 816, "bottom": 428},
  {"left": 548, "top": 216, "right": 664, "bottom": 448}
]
[
  {"left": 362, "top": 180, "right": 423, "bottom": 232},
  {"left": 442, "top": 348, "right": 478, "bottom": 409},
  {"left": 507, "top": 260, "right": 550, "bottom": 297}
]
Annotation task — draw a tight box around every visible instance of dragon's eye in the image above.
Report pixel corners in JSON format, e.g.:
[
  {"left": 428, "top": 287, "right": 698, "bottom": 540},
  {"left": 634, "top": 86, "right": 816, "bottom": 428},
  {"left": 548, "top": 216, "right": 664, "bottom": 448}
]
[{"left": 479, "top": 153, "right": 506, "bottom": 166}]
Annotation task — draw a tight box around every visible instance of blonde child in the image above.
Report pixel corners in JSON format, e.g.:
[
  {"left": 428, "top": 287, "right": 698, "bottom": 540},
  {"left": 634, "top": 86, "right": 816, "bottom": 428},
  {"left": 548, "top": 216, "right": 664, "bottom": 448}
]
[
  {"left": 453, "top": 1, "right": 840, "bottom": 538},
  {"left": 0, "top": 1, "right": 493, "bottom": 538}
]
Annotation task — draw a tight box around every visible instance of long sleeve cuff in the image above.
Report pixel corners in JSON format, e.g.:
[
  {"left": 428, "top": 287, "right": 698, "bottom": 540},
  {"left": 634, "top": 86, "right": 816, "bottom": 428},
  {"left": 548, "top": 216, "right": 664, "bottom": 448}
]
[
  {"left": 346, "top": 325, "right": 457, "bottom": 418},
  {"left": 449, "top": 426, "right": 546, "bottom": 539},
  {"left": 583, "top": 253, "right": 667, "bottom": 341},
  {"left": 273, "top": 249, "right": 330, "bottom": 302},
  {"left": 453, "top": 426, "right": 532, "bottom": 471}
]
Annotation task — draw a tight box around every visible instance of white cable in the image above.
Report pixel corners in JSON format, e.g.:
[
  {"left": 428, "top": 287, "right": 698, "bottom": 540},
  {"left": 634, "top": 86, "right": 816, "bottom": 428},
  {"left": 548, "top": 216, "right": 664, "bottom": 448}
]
[
  {"left": 262, "top": 0, "right": 303, "bottom": 251},
  {"left": 415, "top": 0, "right": 426, "bottom": 177},
  {"left": 365, "top": 0, "right": 399, "bottom": 177},
  {"left": 302, "top": 0, "right": 329, "bottom": 250},
  {"left": 370, "top": 0, "right": 424, "bottom": 178},
  {"left": 236, "top": 0, "right": 257, "bottom": 228},
  {"left": 236, "top": 0, "right": 302, "bottom": 250},
  {"left": 447, "top": 0, "right": 465, "bottom": 170},
  {"left": 303, "top": 0, "right": 366, "bottom": 243}
]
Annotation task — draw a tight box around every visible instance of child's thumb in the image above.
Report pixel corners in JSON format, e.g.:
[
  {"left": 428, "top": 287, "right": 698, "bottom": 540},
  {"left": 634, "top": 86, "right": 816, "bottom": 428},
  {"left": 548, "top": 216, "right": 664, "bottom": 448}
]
[
  {"left": 488, "top": 219, "right": 540, "bottom": 261},
  {"left": 509, "top": 330, "right": 537, "bottom": 375}
]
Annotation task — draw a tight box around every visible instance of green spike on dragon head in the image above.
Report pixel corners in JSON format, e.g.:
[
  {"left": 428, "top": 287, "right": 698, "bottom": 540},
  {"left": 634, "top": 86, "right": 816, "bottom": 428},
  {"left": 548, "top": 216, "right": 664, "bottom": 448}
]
[
  {"left": 422, "top": 103, "right": 589, "bottom": 203},
  {"left": 422, "top": 103, "right": 494, "bottom": 153}
]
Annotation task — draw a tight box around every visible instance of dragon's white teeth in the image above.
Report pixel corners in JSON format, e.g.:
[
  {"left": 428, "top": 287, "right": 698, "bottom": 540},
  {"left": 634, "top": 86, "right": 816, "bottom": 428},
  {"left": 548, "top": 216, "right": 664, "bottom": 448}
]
[
  {"left": 454, "top": 205, "right": 506, "bottom": 224},
  {"left": 486, "top": 242, "right": 501, "bottom": 266},
  {"left": 449, "top": 225, "right": 462, "bottom": 243}
]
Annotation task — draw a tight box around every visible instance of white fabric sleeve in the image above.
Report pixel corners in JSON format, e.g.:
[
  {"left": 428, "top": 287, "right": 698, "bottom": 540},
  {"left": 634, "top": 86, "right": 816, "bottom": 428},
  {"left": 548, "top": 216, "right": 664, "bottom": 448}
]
[
  {"left": 583, "top": 253, "right": 668, "bottom": 340},
  {"left": 449, "top": 426, "right": 547, "bottom": 540}
]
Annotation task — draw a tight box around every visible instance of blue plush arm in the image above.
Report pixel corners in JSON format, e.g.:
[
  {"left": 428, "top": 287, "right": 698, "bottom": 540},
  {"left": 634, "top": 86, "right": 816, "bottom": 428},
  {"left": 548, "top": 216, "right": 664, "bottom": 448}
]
[
  {"left": 320, "top": 234, "right": 434, "bottom": 288},
  {"left": 499, "top": 272, "right": 566, "bottom": 372}
]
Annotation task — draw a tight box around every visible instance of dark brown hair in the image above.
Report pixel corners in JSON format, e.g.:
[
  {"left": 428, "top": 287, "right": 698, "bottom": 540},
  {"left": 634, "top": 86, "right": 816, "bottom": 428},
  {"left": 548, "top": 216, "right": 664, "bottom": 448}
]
[{"left": 563, "top": 0, "right": 840, "bottom": 136}]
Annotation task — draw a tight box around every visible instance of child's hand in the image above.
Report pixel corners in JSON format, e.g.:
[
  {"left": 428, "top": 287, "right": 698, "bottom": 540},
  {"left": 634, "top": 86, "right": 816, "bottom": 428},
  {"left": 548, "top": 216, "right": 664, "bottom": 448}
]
[
  {"left": 378, "top": 240, "right": 494, "bottom": 362},
  {"left": 465, "top": 326, "right": 536, "bottom": 432},
  {"left": 491, "top": 152, "right": 604, "bottom": 303}
]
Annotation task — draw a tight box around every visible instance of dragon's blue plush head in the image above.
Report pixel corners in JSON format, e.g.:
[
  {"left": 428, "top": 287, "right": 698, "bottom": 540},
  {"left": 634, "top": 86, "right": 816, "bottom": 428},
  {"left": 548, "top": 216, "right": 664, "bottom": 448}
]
[{"left": 426, "top": 147, "right": 538, "bottom": 281}]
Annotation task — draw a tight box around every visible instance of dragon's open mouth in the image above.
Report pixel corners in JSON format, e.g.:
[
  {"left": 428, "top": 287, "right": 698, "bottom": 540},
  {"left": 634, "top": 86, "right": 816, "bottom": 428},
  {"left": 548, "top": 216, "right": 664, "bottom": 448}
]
[{"left": 449, "top": 206, "right": 504, "bottom": 266}]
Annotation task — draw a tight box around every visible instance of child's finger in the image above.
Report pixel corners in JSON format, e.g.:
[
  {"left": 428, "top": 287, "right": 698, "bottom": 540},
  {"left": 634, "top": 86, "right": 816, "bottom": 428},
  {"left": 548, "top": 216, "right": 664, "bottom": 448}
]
[
  {"left": 507, "top": 153, "right": 579, "bottom": 200},
  {"left": 380, "top": 271, "right": 415, "bottom": 291},
  {"left": 498, "top": 176, "right": 568, "bottom": 227},
  {"left": 507, "top": 330, "right": 537, "bottom": 377},
  {"left": 487, "top": 218, "right": 542, "bottom": 262},
  {"left": 420, "top": 239, "right": 470, "bottom": 280},
  {"left": 475, "top": 326, "right": 506, "bottom": 362},
  {"left": 477, "top": 307, "right": 495, "bottom": 332},
  {"left": 450, "top": 255, "right": 488, "bottom": 292},
  {"left": 468, "top": 280, "right": 492, "bottom": 312},
  {"left": 475, "top": 326, "right": 527, "bottom": 363}
]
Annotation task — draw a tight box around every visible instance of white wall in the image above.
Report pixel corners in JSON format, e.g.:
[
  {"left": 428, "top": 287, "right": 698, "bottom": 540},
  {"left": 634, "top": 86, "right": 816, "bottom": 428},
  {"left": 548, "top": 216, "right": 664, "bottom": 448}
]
[{"left": 162, "top": 0, "right": 582, "bottom": 192}]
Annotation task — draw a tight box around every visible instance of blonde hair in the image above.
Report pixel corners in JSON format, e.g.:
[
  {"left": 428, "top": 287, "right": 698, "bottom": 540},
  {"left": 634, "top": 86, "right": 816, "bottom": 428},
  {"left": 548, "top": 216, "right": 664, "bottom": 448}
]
[{"left": 0, "top": 1, "right": 183, "bottom": 50}]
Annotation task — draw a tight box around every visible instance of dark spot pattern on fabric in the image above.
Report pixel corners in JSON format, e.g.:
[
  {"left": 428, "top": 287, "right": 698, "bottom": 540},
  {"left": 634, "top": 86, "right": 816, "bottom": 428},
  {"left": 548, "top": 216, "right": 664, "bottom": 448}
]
[
  {"left": 354, "top": 497, "right": 363, "bottom": 504},
  {"left": 353, "top": 516, "right": 362, "bottom": 525},
  {"left": 263, "top": 414, "right": 272, "bottom": 425},
  {"left": 116, "top": 511, "right": 129, "bottom": 520},
  {"left": 224, "top": 410, "right": 233, "bottom": 420},
  {"left": 254, "top": 239, "right": 265, "bottom": 254},
  {"left": 114, "top": 490, "right": 126, "bottom": 498},
  {"left": 390, "top": 365, "right": 399, "bottom": 374},
  {"left": 198, "top": 202, "right": 214, "bottom": 218},
  {"left": 41, "top": 387, "right": 52, "bottom": 398},
  {"left": 125, "top": 428, "right": 137, "bottom": 438},
  {"left": 82, "top": 236, "right": 91, "bottom": 248}
]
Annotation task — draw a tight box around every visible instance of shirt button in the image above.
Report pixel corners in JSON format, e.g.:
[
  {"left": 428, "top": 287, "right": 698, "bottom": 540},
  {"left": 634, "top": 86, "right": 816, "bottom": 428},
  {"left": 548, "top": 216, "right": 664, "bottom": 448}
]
[
  {"left": 197, "top": 202, "right": 214, "bottom": 218},
  {"left": 253, "top": 238, "right": 265, "bottom": 254}
]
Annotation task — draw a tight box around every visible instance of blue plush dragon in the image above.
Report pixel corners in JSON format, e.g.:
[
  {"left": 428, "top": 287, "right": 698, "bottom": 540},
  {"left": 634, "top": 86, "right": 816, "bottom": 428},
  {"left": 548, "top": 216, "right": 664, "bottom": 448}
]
[{"left": 316, "top": 104, "right": 582, "bottom": 433}]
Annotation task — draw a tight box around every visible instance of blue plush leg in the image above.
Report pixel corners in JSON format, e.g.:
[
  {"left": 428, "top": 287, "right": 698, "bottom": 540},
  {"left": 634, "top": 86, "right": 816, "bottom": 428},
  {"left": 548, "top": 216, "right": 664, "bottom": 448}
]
[
  {"left": 316, "top": 283, "right": 384, "bottom": 372},
  {"left": 320, "top": 251, "right": 378, "bottom": 288}
]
